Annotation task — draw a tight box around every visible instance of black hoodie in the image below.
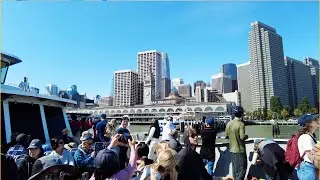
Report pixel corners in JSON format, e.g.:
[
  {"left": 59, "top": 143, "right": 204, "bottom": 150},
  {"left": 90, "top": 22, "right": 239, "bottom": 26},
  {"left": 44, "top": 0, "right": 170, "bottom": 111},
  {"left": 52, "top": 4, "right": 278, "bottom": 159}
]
[
  {"left": 177, "top": 131, "right": 212, "bottom": 180},
  {"left": 17, "top": 151, "right": 44, "bottom": 180}
]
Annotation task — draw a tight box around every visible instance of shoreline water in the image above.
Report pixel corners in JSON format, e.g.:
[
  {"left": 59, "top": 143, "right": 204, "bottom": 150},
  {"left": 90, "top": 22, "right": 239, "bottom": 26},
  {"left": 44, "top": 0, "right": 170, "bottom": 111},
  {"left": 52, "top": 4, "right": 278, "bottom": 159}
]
[{"left": 129, "top": 124, "right": 318, "bottom": 140}]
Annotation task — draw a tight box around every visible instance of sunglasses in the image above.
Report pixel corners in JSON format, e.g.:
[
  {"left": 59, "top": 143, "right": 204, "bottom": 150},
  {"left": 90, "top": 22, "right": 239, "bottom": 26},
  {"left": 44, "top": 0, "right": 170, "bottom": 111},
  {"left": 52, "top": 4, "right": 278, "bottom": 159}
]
[{"left": 190, "top": 134, "right": 197, "bottom": 138}]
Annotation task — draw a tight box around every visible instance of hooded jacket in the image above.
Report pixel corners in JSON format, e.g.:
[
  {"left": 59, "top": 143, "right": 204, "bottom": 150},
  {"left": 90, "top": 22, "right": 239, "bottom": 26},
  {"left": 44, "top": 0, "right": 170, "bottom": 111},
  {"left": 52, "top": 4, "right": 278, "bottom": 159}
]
[
  {"left": 17, "top": 152, "right": 44, "bottom": 180},
  {"left": 177, "top": 131, "right": 211, "bottom": 180}
]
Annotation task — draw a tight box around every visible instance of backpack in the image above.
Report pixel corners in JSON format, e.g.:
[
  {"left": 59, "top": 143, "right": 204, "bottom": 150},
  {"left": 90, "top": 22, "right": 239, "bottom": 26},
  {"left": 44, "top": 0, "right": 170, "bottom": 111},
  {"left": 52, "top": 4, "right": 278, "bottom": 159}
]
[{"left": 285, "top": 133, "right": 315, "bottom": 168}]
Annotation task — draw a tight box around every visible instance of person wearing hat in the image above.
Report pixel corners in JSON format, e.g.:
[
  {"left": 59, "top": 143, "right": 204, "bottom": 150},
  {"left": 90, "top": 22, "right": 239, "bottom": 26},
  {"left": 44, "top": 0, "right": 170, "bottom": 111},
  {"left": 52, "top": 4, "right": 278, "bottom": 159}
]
[
  {"left": 17, "top": 139, "right": 44, "bottom": 180},
  {"left": 7, "top": 133, "right": 30, "bottom": 160},
  {"left": 90, "top": 134, "right": 137, "bottom": 180},
  {"left": 29, "top": 154, "right": 76, "bottom": 180},
  {"left": 168, "top": 129, "right": 182, "bottom": 153},
  {"left": 74, "top": 131, "right": 95, "bottom": 176},
  {"left": 200, "top": 117, "right": 218, "bottom": 176},
  {"left": 296, "top": 114, "right": 319, "bottom": 180},
  {"left": 252, "top": 138, "right": 290, "bottom": 180},
  {"left": 226, "top": 106, "right": 248, "bottom": 180},
  {"left": 95, "top": 114, "right": 109, "bottom": 142},
  {"left": 162, "top": 115, "right": 175, "bottom": 141}
]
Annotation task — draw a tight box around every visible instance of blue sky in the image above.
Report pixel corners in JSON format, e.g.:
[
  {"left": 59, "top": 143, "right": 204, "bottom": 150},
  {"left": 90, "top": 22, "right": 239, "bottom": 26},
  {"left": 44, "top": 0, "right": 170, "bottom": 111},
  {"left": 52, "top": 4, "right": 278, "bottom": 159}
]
[{"left": 2, "top": 2, "right": 319, "bottom": 98}]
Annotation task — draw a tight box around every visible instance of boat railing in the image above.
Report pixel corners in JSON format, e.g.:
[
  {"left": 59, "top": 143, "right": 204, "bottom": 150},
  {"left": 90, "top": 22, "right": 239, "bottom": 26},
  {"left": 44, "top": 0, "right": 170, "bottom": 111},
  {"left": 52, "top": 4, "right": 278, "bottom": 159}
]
[{"left": 131, "top": 132, "right": 292, "bottom": 146}]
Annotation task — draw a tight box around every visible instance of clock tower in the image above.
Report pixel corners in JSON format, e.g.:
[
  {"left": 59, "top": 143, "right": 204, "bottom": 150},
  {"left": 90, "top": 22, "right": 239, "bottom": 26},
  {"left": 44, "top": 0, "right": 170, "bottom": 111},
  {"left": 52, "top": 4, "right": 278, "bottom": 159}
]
[{"left": 144, "top": 66, "right": 155, "bottom": 105}]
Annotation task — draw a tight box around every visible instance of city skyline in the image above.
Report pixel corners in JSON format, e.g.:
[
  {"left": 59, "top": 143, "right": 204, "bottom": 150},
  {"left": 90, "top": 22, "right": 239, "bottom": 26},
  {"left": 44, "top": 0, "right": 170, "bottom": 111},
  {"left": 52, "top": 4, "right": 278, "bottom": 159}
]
[{"left": 3, "top": 2, "right": 319, "bottom": 98}]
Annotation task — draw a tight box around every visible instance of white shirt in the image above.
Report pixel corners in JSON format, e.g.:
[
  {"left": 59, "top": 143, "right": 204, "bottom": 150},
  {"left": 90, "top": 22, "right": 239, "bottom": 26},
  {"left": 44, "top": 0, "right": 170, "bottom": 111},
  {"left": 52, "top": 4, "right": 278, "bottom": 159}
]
[
  {"left": 145, "top": 127, "right": 156, "bottom": 143},
  {"left": 298, "top": 134, "right": 316, "bottom": 163},
  {"left": 50, "top": 149, "right": 75, "bottom": 166},
  {"left": 162, "top": 121, "right": 174, "bottom": 141}
]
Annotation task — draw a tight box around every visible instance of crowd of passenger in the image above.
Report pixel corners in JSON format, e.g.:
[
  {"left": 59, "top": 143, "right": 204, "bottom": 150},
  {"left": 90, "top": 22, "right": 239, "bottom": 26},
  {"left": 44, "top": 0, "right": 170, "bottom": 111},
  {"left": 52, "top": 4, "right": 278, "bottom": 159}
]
[{"left": 1, "top": 106, "right": 319, "bottom": 180}]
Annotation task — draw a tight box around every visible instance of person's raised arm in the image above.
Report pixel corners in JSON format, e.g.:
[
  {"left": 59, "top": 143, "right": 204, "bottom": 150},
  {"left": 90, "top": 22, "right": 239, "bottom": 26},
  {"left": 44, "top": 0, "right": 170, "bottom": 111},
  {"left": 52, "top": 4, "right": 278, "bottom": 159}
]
[{"left": 145, "top": 127, "right": 156, "bottom": 145}]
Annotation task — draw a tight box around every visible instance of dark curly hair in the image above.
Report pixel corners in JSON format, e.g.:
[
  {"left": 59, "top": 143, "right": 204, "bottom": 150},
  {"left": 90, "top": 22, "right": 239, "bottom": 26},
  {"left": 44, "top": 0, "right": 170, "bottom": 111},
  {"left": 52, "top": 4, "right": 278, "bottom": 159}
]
[{"left": 50, "top": 136, "right": 64, "bottom": 150}]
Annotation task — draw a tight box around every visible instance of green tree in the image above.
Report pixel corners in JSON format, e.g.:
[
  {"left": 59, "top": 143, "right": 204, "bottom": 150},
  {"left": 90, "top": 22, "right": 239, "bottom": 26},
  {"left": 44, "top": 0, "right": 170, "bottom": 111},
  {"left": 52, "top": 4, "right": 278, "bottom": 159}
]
[
  {"left": 283, "top": 105, "right": 292, "bottom": 116},
  {"left": 245, "top": 111, "right": 252, "bottom": 120},
  {"left": 270, "top": 96, "right": 283, "bottom": 114},
  {"left": 267, "top": 110, "right": 273, "bottom": 120},
  {"left": 310, "top": 107, "right": 318, "bottom": 114},
  {"left": 281, "top": 109, "right": 289, "bottom": 120},
  {"left": 262, "top": 108, "right": 268, "bottom": 120},
  {"left": 298, "top": 97, "right": 312, "bottom": 114},
  {"left": 294, "top": 108, "right": 303, "bottom": 117},
  {"left": 253, "top": 110, "right": 258, "bottom": 119},
  {"left": 257, "top": 108, "right": 262, "bottom": 120}
]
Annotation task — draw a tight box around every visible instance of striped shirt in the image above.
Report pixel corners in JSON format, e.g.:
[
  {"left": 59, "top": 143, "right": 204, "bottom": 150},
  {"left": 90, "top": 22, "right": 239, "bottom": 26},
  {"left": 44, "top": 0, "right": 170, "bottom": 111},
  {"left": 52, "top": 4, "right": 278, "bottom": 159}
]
[{"left": 7, "top": 145, "right": 28, "bottom": 158}]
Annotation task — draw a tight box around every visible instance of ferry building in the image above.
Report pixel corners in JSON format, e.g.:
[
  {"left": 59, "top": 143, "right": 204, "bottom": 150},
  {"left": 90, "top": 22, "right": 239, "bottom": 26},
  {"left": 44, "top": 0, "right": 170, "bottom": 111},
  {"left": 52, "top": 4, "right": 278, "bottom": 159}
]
[{"left": 67, "top": 92, "right": 233, "bottom": 121}]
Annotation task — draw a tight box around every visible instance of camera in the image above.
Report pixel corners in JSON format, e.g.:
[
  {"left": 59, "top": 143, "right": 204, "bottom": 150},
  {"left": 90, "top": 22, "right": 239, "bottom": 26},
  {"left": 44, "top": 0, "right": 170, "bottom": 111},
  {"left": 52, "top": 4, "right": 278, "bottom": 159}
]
[{"left": 118, "top": 133, "right": 132, "bottom": 144}]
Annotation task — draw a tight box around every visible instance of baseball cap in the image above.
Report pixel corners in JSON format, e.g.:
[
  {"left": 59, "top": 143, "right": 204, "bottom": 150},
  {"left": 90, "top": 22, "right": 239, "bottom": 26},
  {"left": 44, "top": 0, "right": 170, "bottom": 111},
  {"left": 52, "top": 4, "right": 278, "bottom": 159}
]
[
  {"left": 29, "top": 155, "right": 75, "bottom": 180},
  {"left": 254, "top": 139, "right": 264, "bottom": 144},
  {"left": 101, "top": 114, "right": 107, "bottom": 119},
  {"left": 205, "top": 118, "right": 215, "bottom": 126},
  {"left": 95, "top": 148, "right": 120, "bottom": 170},
  {"left": 80, "top": 131, "right": 93, "bottom": 141},
  {"left": 28, "top": 139, "right": 42, "bottom": 149},
  {"left": 122, "top": 115, "right": 129, "bottom": 120},
  {"left": 298, "top": 114, "right": 319, "bottom": 126}
]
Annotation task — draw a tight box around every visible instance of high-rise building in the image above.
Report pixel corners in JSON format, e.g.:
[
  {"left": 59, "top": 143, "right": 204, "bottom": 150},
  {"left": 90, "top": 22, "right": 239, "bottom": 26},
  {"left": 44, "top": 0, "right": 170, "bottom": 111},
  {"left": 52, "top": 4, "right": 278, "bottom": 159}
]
[
  {"left": 171, "top": 78, "right": 184, "bottom": 93},
  {"left": 178, "top": 84, "right": 192, "bottom": 98},
  {"left": 211, "top": 73, "right": 232, "bottom": 94},
  {"left": 222, "top": 91, "right": 241, "bottom": 106},
  {"left": 249, "top": 21, "right": 289, "bottom": 110},
  {"left": 304, "top": 57, "right": 319, "bottom": 68},
  {"left": 161, "top": 52, "right": 170, "bottom": 79},
  {"left": 203, "top": 87, "right": 220, "bottom": 103},
  {"left": 221, "top": 63, "right": 238, "bottom": 92},
  {"left": 304, "top": 57, "right": 319, "bottom": 107},
  {"left": 195, "top": 86, "right": 205, "bottom": 102},
  {"left": 160, "top": 52, "right": 171, "bottom": 99},
  {"left": 285, "top": 56, "right": 314, "bottom": 108},
  {"left": 237, "top": 62, "right": 252, "bottom": 112},
  {"left": 113, "top": 70, "right": 139, "bottom": 107},
  {"left": 193, "top": 80, "right": 206, "bottom": 94},
  {"left": 45, "top": 84, "right": 59, "bottom": 96},
  {"left": 99, "top": 96, "right": 114, "bottom": 107},
  {"left": 137, "top": 50, "right": 162, "bottom": 104}
]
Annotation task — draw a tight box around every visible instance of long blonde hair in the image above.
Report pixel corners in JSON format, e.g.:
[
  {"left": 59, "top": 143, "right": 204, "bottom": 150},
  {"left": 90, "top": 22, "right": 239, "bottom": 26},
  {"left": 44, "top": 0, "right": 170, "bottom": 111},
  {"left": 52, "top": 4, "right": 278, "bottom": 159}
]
[
  {"left": 152, "top": 148, "right": 178, "bottom": 180},
  {"left": 105, "top": 119, "right": 117, "bottom": 138},
  {"left": 154, "top": 141, "right": 170, "bottom": 156}
]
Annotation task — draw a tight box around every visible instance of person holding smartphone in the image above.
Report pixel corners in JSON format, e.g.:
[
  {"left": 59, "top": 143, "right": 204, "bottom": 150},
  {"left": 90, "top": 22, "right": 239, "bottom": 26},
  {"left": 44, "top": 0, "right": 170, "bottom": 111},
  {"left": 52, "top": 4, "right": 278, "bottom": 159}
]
[{"left": 115, "top": 115, "right": 131, "bottom": 170}]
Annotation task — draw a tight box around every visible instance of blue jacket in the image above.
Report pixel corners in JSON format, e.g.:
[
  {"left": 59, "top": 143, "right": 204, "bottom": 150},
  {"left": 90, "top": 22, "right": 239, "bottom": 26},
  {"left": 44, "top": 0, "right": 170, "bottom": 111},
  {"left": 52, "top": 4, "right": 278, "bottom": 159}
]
[{"left": 74, "top": 145, "right": 94, "bottom": 169}]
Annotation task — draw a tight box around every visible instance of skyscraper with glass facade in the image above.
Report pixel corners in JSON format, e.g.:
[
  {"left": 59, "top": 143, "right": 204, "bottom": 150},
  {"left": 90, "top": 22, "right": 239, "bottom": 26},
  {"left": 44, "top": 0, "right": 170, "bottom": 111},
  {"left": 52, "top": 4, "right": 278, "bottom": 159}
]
[
  {"left": 221, "top": 63, "right": 238, "bottom": 92},
  {"left": 161, "top": 52, "right": 171, "bottom": 99}
]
